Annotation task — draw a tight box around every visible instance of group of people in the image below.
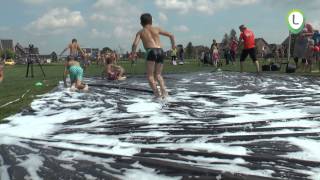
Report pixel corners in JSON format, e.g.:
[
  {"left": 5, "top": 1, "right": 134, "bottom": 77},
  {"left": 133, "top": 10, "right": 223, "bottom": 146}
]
[
  {"left": 293, "top": 23, "right": 320, "bottom": 72},
  {"left": 59, "top": 39, "right": 126, "bottom": 92},
  {"left": 201, "top": 25, "right": 259, "bottom": 73},
  {"left": 58, "top": 14, "right": 261, "bottom": 98},
  {"left": 60, "top": 13, "right": 176, "bottom": 98},
  {"left": 7, "top": 12, "right": 315, "bottom": 99}
]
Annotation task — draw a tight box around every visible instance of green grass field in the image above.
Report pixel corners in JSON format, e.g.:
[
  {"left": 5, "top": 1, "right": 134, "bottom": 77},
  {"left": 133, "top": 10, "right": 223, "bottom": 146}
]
[{"left": 0, "top": 58, "right": 319, "bottom": 121}]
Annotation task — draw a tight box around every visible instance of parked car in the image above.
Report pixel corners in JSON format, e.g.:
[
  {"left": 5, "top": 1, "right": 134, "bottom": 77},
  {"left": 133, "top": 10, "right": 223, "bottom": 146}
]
[{"left": 4, "top": 59, "right": 15, "bottom": 65}]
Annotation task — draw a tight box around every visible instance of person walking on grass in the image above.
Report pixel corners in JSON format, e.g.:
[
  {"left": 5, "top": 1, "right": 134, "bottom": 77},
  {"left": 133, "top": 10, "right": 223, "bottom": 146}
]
[
  {"left": 131, "top": 13, "right": 176, "bottom": 99},
  {"left": 230, "top": 37, "right": 238, "bottom": 65},
  {"left": 171, "top": 48, "right": 177, "bottom": 65},
  {"left": 239, "top": 25, "right": 260, "bottom": 73},
  {"left": 210, "top": 40, "right": 219, "bottom": 68}
]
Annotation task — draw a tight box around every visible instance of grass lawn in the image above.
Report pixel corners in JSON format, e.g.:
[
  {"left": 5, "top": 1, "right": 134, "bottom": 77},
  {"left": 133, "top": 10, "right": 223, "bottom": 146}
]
[{"left": 0, "top": 58, "right": 319, "bottom": 121}]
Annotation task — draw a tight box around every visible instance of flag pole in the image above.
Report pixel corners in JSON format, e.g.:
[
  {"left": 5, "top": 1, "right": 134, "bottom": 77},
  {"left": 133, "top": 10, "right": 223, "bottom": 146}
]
[{"left": 287, "top": 31, "right": 292, "bottom": 63}]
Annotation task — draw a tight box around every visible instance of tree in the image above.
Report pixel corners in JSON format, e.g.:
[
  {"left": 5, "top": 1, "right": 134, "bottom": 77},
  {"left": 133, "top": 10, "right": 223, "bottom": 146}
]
[
  {"left": 186, "top": 42, "right": 193, "bottom": 59},
  {"left": 230, "top": 29, "right": 237, "bottom": 40},
  {"left": 2, "top": 49, "right": 16, "bottom": 59},
  {"left": 51, "top": 51, "right": 58, "bottom": 62},
  {"left": 221, "top": 33, "right": 230, "bottom": 49},
  {"left": 101, "top": 47, "right": 112, "bottom": 53}
]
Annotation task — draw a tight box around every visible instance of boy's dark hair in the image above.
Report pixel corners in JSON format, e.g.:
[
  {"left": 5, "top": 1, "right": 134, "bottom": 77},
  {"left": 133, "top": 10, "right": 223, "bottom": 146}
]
[
  {"left": 72, "top": 38, "right": 77, "bottom": 43},
  {"left": 239, "top": 25, "right": 246, "bottom": 30},
  {"left": 140, "top": 13, "right": 152, "bottom": 27}
]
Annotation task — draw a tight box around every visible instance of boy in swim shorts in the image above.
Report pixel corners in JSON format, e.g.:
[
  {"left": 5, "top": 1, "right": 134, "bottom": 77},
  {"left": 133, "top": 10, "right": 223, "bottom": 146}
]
[
  {"left": 131, "top": 13, "right": 176, "bottom": 98},
  {"left": 63, "top": 56, "right": 88, "bottom": 91},
  {"left": 60, "top": 38, "right": 85, "bottom": 60}
]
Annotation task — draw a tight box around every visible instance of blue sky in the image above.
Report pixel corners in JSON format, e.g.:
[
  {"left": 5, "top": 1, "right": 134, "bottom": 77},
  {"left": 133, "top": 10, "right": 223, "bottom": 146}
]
[{"left": 0, "top": 0, "right": 319, "bottom": 54}]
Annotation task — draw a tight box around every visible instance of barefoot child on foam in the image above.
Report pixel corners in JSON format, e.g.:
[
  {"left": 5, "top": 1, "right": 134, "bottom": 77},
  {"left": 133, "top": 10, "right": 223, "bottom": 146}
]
[
  {"left": 63, "top": 56, "right": 88, "bottom": 92},
  {"left": 131, "top": 13, "right": 176, "bottom": 98},
  {"left": 103, "top": 51, "right": 126, "bottom": 81}
]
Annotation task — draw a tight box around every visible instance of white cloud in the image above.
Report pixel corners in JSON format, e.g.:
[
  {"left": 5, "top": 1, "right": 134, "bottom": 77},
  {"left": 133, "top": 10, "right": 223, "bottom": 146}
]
[
  {"left": 26, "top": 8, "right": 85, "bottom": 34},
  {"left": 174, "top": 25, "right": 190, "bottom": 32},
  {"left": 90, "top": 28, "right": 111, "bottom": 39},
  {"left": 20, "top": 0, "right": 48, "bottom": 4},
  {"left": 155, "top": 0, "right": 258, "bottom": 15},
  {"left": 91, "top": 0, "right": 141, "bottom": 41},
  {"left": 93, "top": 0, "right": 119, "bottom": 9},
  {"left": 155, "top": 0, "right": 192, "bottom": 14},
  {"left": 113, "top": 26, "right": 136, "bottom": 39},
  {"left": 90, "top": 14, "right": 131, "bottom": 25},
  {"left": 159, "top": 12, "right": 168, "bottom": 23}
]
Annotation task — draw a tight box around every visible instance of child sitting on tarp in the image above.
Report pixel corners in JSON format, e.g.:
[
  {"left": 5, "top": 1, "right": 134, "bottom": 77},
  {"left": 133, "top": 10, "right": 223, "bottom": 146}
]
[{"left": 103, "top": 51, "right": 126, "bottom": 81}]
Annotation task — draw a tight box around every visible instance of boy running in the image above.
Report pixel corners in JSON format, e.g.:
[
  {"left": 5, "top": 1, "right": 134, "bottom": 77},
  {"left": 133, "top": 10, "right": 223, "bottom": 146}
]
[
  {"left": 59, "top": 38, "right": 85, "bottom": 60},
  {"left": 131, "top": 13, "right": 176, "bottom": 98}
]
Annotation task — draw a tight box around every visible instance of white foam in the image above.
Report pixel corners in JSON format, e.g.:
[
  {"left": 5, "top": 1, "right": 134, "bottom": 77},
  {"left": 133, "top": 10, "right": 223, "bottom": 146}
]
[
  {"left": 1, "top": 109, "right": 93, "bottom": 138},
  {"left": 143, "top": 143, "right": 248, "bottom": 156},
  {"left": 60, "top": 164, "right": 76, "bottom": 171},
  {"left": 123, "top": 162, "right": 181, "bottom": 180},
  {"left": 282, "top": 138, "right": 320, "bottom": 162},
  {"left": 18, "top": 154, "right": 44, "bottom": 180},
  {"left": 0, "top": 155, "right": 10, "bottom": 180},
  {"left": 126, "top": 98, "right": 162, "bottom": 114},
  {"left": 232, "top": 94, "right": 277, "bottom": 106},
  {"left": 266, "top": 120, "right": 320, "bottom": 128}
]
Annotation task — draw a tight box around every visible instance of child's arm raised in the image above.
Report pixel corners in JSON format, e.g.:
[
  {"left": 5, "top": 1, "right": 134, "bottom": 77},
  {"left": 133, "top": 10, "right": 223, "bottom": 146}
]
[
  {"left": 132, "top": 31, "right": 141, "bottom": 53},
  {"left": 77, "top": 44, "right": 85, "bottom": 56},
  {"left": 59, "top": 45, "right": 69, "bottom": 57},
  {"left": 159, "top": 28, "right": 176, "bottom": 49}
]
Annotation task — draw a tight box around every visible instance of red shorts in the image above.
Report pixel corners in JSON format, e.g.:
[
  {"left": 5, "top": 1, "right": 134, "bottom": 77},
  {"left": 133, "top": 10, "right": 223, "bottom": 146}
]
[{"left": 108, "top": 72, "right": 119, "bottom": 80}]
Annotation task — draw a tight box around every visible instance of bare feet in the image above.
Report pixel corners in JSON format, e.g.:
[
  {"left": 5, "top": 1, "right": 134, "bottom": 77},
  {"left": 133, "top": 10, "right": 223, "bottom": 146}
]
[
  {"left": 118, "top": 76, "right": 127, "bottom": 81},
  {"left": 83, "top": 84, "right": 89, "bottom": 92},
  {"left": 70, "top": 85, "right": 77, "bottom": 92}
]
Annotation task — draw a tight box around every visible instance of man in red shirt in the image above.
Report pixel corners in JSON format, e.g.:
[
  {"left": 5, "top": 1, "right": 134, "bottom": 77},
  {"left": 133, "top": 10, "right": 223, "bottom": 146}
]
[{"left": 239, "top": 25, "right": 260, "bottom": 73}]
